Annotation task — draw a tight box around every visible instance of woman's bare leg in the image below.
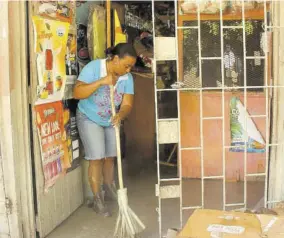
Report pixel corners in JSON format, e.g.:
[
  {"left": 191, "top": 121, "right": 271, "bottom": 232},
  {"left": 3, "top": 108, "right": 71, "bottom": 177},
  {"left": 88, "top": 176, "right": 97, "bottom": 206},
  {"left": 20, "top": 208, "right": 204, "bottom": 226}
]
[
  {"left": 88, "top": 160, "right": 103, "bottom": 196},
  {"left": 103, "top": 157, "right": 115, "bottom": 185},
  {"left": 103, "top": 157, "right": 117, "bottom": 201}
]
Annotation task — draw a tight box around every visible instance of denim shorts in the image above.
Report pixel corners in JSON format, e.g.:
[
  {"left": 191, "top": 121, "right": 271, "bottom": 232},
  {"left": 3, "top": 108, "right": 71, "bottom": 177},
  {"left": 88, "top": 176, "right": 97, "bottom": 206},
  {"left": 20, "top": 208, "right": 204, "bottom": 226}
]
[{"left": 76, "top": 109, "right": 117, "bottom": 160}]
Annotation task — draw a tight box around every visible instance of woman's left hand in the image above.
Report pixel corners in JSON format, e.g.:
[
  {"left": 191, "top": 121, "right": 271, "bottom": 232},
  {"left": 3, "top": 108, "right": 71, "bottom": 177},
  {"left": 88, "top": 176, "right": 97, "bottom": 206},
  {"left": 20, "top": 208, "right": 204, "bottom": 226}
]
[{"left": 111, "top": 114, "right": 122, "bottom": 127}]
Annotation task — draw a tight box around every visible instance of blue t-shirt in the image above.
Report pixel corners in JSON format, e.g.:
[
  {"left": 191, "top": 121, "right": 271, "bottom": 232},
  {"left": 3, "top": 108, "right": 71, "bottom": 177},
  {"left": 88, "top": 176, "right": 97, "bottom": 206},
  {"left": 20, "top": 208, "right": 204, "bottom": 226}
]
[{"left": 78, "top": 59, "right": 134, "bottom": 127}]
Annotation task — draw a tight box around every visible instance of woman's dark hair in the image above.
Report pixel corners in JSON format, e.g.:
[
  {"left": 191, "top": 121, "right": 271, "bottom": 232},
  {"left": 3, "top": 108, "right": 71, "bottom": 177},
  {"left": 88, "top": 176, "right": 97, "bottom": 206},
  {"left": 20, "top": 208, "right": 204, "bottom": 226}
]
[{"left": 106, "top": 43, "right": 137, "bottom": 59}]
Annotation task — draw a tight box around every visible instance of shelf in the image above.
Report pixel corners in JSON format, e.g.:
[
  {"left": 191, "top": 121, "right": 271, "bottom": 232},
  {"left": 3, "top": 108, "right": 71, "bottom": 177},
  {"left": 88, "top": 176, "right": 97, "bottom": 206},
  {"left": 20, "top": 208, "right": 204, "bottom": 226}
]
[
  {"left": 178, "top": 8, "right": 265, "bottom": 23},
  {"left": 132, "top": 72, "right": 154, "bottom": 79}
]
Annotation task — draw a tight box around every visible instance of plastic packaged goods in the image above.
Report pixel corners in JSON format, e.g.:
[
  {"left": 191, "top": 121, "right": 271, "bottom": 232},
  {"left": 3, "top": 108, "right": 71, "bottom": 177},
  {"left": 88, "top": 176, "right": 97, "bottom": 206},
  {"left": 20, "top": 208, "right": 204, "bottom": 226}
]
[
  {"left": 181, "top": 1, "right": 227, "bottom": 14},
  {"left": 34, "top": 1, "right": 76, "bottom": 23},
  {"left": 87, "top": 5, "right": 106, "bottom": 60},
  {"left": 66, "top": 25, "right": 77, "bottom": 76}
]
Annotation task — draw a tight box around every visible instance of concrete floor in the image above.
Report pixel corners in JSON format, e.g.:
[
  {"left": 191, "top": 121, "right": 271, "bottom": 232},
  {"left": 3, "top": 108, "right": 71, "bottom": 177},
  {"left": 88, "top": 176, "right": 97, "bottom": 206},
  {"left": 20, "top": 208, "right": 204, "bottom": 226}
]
[
  {"left": 47, "top": 170, "right": 159, "bottom": 238},
  {"left": 47, "top": 170, "right": 265, "bottom": 238}
]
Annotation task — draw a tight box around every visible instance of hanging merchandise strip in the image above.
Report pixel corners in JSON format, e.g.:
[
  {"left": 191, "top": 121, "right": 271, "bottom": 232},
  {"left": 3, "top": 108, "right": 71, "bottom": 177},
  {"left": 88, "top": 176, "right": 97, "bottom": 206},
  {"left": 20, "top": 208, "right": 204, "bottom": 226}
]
[
  {"left": 32, "top": 16, "right": 70, "bottom": 104},
  {"left": 66, "top": 25, "right": 77, "bottom": 76},
  {"left": 64, "top": 99, "right": 80, "bottom": 173}
]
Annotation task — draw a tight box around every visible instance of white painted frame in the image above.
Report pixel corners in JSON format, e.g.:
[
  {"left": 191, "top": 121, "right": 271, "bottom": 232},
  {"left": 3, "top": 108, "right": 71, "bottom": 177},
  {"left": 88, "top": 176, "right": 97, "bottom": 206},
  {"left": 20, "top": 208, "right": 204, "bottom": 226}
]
[
  {"left": 268, "top": 1, "right": 284, "bottom": 206},
  {"left": 0, "top": 1, "right": 36, "bottom": 238}
]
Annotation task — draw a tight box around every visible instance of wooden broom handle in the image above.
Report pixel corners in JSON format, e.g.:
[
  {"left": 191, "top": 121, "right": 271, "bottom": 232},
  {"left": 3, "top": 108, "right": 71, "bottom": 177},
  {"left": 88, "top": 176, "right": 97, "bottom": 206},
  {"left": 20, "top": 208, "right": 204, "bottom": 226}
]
[{"left": 110, "top": 85, "right": 124, "bottom": 189}]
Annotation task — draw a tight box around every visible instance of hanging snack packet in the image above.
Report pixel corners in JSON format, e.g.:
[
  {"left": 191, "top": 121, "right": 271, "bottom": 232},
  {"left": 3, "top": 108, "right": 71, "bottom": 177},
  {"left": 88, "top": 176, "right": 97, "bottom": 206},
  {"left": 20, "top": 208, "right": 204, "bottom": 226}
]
[
  {"left": 65, "top": 25, "right": 77, "bottom": 76},
  {"left": 230, "top": 97, "right": 265, "bottom": 153}
]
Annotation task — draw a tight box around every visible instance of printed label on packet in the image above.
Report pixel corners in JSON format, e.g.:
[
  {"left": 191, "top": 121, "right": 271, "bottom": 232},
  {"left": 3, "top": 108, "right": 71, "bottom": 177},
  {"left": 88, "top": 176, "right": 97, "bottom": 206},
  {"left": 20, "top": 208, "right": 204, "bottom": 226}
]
[{"left": 207, "top": 224, "right": 245, "bottom": 235}]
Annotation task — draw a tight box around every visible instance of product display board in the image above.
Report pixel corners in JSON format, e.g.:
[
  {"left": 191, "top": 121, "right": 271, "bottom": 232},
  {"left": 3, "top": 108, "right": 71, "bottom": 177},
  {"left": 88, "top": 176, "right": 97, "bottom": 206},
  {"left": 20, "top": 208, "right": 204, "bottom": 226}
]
[
  {"left": 31, "top": 1, "right": 79, "bottom": 192},
  {"left": 32, "top": 16, "right": 70, "bottom": 103},
  {"left": 34, "top": 101, "right": 67, "bottom": 191}
]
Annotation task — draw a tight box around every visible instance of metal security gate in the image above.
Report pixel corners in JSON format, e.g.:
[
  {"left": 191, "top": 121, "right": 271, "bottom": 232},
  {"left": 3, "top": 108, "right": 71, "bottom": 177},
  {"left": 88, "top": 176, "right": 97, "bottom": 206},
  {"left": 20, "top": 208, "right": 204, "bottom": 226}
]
[{"left": 152, "top": 1, "right": 284, "bottom": 237}]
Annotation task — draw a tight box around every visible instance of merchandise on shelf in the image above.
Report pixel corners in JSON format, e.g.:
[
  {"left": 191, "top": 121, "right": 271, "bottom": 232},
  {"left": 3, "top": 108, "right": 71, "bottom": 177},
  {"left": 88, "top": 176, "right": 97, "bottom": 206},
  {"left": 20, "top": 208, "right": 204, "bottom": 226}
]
[
  {"left": 77, "top": 23, "right": 90, "bottom": 72},
  {"left": 34, "top": 1, "right": 75, "bottom": 23}
]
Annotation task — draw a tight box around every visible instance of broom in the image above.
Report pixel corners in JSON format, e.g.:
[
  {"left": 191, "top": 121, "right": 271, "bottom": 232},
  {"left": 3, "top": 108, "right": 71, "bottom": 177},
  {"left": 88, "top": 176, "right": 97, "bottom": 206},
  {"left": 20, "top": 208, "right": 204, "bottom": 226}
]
[{"left": 110, "top": 85, "right": 146, "bottom": 238}]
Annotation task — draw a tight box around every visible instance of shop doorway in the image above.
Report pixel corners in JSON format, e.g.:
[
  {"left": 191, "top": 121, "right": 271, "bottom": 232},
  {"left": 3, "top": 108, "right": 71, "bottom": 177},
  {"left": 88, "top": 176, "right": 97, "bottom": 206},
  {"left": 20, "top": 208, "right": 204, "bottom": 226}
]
[{"left": 26, "top": 1, "right": 284, "bottom": 238}]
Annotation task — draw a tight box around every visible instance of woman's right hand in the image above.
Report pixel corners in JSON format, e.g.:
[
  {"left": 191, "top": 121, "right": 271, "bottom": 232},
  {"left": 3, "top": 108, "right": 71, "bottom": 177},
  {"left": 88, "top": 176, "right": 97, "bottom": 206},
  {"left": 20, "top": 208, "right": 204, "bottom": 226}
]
[{"left": 101, "top": 74, "right": 118, "bottom": 86}]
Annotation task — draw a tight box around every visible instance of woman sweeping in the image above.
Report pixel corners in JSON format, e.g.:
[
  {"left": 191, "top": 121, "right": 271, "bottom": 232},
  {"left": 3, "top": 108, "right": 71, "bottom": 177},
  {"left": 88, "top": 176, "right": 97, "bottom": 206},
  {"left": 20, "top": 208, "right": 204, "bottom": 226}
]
[{"left": 74, "top": 43, "right": 137, "bottom": 217}]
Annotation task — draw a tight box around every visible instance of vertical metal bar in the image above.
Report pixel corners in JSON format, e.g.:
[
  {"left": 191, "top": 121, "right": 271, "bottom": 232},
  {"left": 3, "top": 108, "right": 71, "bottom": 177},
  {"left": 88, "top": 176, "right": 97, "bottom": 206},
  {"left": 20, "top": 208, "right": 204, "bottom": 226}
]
[
  {"left": 220, "top": 0, "right": 226, "bottom": 211},
  {"left": 241, "top": 0, "right": 248, "bottom": 209},
  {"left": 151, "top": 0, "right": 162, "bottom": 236},
  {"left": 197, "top": 1, "right": 204, "bottom": 209},
  {"left": 264, "top": 0, "right": 269, "bottom": 208},
  {"left": 174, "top": 0, "right": 183, "bottom": 228}
]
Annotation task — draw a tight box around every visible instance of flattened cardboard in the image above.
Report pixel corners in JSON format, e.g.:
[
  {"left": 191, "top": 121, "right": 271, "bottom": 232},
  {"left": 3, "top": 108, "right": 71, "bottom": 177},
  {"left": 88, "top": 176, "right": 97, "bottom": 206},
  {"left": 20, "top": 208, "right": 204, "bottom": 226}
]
[
  {"left": 177, "top": 209, "right": 262, "bottom": 238},
  {"left": 257, "top": 214, "right": 284, "bottom": 238}
]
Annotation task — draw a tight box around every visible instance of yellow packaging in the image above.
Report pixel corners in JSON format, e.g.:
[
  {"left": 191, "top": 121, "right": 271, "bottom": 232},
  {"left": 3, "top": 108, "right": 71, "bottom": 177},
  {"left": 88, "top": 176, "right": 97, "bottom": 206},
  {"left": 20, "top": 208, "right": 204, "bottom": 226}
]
[
  {"left": 66, "top": 25, "right": 77, "bottom": 76},
  {"left": 32, "top": 16, "right": 70, "bottom": 103},
  {"left": 114, "top": 10, "right": 127, "bottom": 46},
  {"left": 87, "top": 5, "right": 106, "bottom": 60}
]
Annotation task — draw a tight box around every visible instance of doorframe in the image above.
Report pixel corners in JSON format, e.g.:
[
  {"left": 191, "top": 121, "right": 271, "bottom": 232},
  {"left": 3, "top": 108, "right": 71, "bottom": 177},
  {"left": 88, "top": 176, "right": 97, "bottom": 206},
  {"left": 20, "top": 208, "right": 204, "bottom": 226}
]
[
  {"left": 0, "top": 1, "right": 36, "bottom": 238},
  {"left": 268, "top": 1, "right": 284, "bottom": 205},
  {"left": 27, "top": 1, "right": 84, "bottom": 236}
]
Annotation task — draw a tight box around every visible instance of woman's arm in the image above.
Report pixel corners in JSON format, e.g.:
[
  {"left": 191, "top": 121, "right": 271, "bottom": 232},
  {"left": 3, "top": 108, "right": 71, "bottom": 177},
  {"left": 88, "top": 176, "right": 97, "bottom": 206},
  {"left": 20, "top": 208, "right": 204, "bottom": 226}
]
[
  {"left": 73, "top": 75, "right": 115, "bottom": 99},
  {"left": 112, "top": 94, "right": 134, "bottom": 126},
  {"left": 73, "top": 80, "right": 103, "bottom": 99}
]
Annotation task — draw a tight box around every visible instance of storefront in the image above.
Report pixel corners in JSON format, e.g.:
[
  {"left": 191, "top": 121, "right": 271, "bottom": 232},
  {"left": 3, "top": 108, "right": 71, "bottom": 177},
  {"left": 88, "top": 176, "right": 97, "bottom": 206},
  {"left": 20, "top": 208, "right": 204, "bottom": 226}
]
[{"left": 1, "top": 1, "right": 284, "bottom": 238}]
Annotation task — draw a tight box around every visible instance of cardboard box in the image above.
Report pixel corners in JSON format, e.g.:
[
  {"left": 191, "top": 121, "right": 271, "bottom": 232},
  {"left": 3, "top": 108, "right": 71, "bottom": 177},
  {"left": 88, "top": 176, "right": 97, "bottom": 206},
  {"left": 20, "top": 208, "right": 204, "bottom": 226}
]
[
  {"left": 273, "top": 202, "right": 284, "bottom": 216},
  {"left": 257, "top": 214, "right": 284, "bottom": 238},
  {"left": 177, "top": 209, "right": 262, "bottom": 238}
]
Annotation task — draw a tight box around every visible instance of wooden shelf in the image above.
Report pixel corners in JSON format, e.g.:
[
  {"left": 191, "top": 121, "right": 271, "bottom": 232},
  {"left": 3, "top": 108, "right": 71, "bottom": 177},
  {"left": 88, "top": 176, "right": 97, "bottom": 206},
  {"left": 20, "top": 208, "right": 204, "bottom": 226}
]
[
  {"left": 178, "top": 8, "right": 265, "bottom": 23},
  {"left": 132, "top": 72, "right": 154, "bottom": 79}
]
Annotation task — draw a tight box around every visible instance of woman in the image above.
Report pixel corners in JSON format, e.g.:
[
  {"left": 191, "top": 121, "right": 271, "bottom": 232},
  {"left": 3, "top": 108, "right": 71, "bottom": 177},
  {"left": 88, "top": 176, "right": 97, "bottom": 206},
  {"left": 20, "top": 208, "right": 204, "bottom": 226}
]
[{"left": 74, "top": 43, "right": 137, "bottom": 217}]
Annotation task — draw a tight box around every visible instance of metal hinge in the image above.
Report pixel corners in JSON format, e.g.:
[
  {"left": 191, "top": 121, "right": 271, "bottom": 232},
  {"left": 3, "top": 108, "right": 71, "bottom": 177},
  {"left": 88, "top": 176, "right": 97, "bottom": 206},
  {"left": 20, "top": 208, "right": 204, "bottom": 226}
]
[
  {"left": 5, "top": 197, "right": 12, "bottom": 214},
  {"left": 35, "top": 215, "right": 40, "bottom": 231},
  {"left": 28, "top": 86, "right": 32, "bottom": 104},
  {"left": 155, "top": 184, "right": 159, "bottom": 197}
]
